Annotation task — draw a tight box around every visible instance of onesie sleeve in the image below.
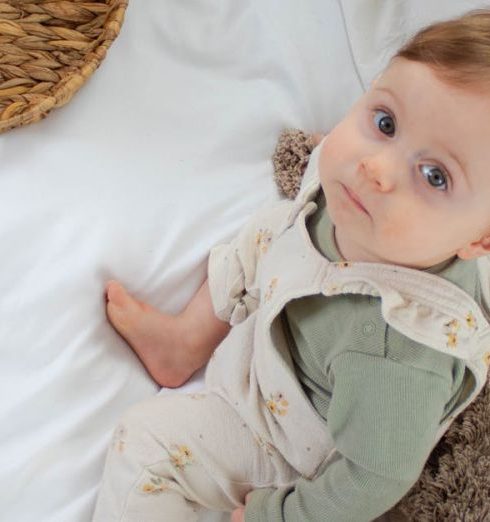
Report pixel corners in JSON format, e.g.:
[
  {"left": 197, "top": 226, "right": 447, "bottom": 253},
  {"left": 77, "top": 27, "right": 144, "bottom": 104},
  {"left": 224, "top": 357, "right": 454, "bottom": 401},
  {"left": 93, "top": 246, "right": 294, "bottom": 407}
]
[
  {"left": 244, "top": 351, "right": 456, "bottom": 522},
  {"left": 208, "top": 199, "right": 291, "bottom": 325}
]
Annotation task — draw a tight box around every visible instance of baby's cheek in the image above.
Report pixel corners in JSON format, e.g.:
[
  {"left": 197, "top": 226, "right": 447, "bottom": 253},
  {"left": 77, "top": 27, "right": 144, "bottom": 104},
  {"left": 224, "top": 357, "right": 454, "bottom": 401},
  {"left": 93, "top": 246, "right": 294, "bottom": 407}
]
[
  {"left": 322, "top": 120, "right": 364, "bottom": 172},
  {"left": 318, "top": 134, "right": 345, "bottom": 181},
  {"left": 321, "top": 128, "right": 349, "bottom": 160},
  {"left": 376, "top": 212, "right": 406, "bottom": 239}
]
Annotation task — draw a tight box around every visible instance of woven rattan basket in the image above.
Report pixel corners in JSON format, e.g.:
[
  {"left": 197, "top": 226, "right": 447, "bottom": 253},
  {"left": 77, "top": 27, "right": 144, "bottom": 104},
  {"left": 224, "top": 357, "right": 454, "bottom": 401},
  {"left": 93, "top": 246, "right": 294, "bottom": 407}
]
[{"left": 0, "top": 0, "right": 128, "bottom": 133}]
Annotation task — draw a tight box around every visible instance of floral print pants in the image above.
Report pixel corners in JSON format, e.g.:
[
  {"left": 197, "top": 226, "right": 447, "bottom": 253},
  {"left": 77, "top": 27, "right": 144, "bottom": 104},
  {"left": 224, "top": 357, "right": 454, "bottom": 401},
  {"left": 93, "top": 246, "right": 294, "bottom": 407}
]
[{"left": 92, "top": 392, "right": 298, "bottom": 522}]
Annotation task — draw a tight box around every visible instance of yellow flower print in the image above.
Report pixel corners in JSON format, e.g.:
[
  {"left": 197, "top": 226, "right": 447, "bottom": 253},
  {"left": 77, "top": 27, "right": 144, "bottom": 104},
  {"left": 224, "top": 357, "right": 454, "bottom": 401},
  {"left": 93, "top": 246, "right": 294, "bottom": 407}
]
[
  {"left": 446, "top": 319, "right": 460, "bottom": 332},
  {"left": 483, "top": 352, "right": 490, "bottom": 367},
  {"left": 141, "top": 477, "right": 168, "bottom": 494},
  {"left": 169, "top": 444, "right": 194, "bottom": 470},
  {"left": 255, "top": 229, "right": 273, "bottom": 254},
  {"left": 466, "top": 312, "right": 477, "bottom": 330},
  {"left": 141, "top": 483, "right": 156, "bottom": 493},
  {"left": 266, "top": 392, "right": 289, "bottom": 416},
  {"left": 264, "top": 278, "right": 278, "bottom": 302},
  {"left": 444, "top": 319, "right": 460, "bottom": 349},
  {"left": 446, "top": 333, "right": 458, "bottom": 349}
]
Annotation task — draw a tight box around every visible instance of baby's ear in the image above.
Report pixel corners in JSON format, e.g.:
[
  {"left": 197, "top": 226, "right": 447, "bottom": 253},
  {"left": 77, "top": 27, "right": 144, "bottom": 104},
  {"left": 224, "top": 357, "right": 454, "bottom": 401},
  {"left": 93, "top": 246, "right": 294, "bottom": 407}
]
[{"left": 457, "top": 235, "right": 490, "bottom": 260}]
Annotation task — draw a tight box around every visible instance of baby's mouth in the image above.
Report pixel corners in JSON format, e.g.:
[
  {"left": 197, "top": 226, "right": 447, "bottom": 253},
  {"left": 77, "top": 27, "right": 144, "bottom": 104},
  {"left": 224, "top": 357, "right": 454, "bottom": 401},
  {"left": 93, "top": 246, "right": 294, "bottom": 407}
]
[{"left": 341, "top": 183, "right": 370, "bottom": 215}]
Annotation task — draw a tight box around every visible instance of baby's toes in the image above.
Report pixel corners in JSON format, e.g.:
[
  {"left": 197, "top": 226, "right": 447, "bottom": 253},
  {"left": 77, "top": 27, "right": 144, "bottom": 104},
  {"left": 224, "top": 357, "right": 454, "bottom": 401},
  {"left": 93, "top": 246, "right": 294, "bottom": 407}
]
[
  {"left": 105, "top": 281, "right": 138, "bottom": 332},
  {"left": 106, "top": 280, "right": 131, "bottom": 308}
]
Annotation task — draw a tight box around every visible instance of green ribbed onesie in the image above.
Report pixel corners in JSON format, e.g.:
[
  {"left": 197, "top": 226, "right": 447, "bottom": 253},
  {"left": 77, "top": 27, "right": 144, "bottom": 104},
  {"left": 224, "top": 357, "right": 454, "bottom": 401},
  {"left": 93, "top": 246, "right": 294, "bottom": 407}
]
[{"left": 245, "top": 194, "right": 480, "bottom": 522}]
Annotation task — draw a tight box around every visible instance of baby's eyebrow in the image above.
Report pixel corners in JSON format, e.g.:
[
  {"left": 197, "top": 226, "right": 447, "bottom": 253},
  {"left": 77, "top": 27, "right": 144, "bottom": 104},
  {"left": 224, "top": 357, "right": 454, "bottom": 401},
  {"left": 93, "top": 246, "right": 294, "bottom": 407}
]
[
  {"left": 373, "top": 86, "right": 399, "bottom": 103},
  {"left": 372, "top": 86, "right": 403, "bottom": 115},
  {"left": 447, "top": 149, "right": 468, "bottom": 184}
]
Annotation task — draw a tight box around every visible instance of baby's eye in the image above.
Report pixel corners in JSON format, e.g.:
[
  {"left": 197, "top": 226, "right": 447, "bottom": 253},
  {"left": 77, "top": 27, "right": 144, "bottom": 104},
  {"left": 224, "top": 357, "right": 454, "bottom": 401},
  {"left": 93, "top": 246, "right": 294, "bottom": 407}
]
[
  {"left": 419, "top": 164, "right": 448, "bottom": 191},
  {"left": 373, "top": 109, "right": 395, "bottom": 137}
]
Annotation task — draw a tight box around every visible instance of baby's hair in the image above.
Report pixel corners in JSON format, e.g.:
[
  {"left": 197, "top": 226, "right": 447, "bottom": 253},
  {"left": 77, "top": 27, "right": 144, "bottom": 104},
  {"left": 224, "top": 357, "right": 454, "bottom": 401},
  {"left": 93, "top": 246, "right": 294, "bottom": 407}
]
[{"left": 395, "top": 9, "right": 490, "bottom": 91}]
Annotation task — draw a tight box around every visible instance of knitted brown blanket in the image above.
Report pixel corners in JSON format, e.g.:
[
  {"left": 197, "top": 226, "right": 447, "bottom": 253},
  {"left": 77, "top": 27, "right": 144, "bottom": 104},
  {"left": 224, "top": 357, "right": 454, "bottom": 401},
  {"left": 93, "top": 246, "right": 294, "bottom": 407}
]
[{"left": 272, "top": 129, "right": 490, "bottom": 522}]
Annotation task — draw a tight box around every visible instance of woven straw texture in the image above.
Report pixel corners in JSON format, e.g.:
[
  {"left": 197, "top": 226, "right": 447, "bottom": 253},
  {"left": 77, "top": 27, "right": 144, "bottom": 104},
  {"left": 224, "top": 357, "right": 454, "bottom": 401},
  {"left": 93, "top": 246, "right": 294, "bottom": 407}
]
[{"left": 0, "top": 0, "right": 127, "bottom": 133}]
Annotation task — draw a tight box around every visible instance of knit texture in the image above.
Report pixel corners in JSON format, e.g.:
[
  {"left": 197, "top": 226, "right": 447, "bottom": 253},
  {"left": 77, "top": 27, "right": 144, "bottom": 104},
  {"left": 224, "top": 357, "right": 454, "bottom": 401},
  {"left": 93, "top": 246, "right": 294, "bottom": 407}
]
[
  {"left": 272, "top": 128, "right": 490, "bottom": 521},
  {"left": 397, "top": 373, "right": 490, "bottom": 521},
  {"left": 272, "top": 129, "right": 316, "bottom": 199}
]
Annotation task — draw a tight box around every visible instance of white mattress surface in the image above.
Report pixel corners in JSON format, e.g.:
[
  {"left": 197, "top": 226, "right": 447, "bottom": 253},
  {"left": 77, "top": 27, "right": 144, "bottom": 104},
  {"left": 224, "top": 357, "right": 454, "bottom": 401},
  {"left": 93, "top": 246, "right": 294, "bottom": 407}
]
[{"left": 0, "top": 1, "right": 485, "bottom": 521}]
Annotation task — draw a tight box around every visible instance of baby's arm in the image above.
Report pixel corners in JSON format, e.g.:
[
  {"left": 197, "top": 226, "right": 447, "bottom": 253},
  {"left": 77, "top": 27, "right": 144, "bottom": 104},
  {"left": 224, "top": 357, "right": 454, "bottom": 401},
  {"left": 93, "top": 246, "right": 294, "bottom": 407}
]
[
  {"left": 106, "top": 278, "right": 230, "bottom": 388},
  {"left": 243, "top": 351, "right": 454, "bottom": 521}
]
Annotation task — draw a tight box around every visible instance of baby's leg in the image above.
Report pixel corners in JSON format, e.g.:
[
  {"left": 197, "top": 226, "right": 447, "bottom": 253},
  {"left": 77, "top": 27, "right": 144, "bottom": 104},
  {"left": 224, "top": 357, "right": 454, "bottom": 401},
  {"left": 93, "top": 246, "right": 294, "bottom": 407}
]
[
  {"left": 105, "top": 280, "right": 229, "bottom": 388},
  {"left": 92, "top": 393, "right": 296, "bottom": 522}
]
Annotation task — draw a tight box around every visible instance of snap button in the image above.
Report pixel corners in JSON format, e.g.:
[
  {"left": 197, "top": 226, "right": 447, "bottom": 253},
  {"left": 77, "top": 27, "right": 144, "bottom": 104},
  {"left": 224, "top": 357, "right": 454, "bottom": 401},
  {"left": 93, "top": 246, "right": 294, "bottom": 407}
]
[
  {"left": 333, "top": 261, "right": 351, "bottom": 269},
  {"left": 362, "top": 321, "right": 376, "bottom": 336}
]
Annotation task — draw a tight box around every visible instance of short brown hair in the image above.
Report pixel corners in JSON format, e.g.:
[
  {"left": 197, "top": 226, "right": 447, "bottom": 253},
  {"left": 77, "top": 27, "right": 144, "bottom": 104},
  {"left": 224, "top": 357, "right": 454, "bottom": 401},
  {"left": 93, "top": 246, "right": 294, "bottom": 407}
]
[{"left": 395, "top": 9, "right": 490, "bottom": 90}]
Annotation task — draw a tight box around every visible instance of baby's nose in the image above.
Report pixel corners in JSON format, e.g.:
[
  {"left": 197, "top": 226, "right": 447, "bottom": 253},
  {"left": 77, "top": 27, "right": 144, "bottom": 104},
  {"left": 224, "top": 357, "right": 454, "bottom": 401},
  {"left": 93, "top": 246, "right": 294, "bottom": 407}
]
[{"left": 360, "top": 155, "right": 397, "bottom": 192}]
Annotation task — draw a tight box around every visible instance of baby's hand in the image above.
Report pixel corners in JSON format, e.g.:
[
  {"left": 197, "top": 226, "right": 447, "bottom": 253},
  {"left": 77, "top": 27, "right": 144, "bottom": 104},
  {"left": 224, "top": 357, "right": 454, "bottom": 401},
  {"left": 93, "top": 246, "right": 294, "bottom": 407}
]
[
  {"left": 230, "top": 492, "right": 252, "bottom": 522},
  {"left": 230, "top": 506, "right": 245, "bottom": 522}
]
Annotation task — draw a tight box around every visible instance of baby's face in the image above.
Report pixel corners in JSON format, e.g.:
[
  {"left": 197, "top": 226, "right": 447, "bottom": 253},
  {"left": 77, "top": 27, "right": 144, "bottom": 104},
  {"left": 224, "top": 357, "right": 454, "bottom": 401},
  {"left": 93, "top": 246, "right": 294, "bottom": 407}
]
[{"left": 319, "top": 58, "right": 490, "bottom": 268}]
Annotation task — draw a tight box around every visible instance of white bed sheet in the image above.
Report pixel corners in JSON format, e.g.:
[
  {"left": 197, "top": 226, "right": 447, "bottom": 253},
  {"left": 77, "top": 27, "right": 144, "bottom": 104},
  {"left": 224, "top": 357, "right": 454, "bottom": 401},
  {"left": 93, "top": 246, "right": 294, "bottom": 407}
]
[{"left": 0, "top": 1, "right": 486, "bottom": 521}]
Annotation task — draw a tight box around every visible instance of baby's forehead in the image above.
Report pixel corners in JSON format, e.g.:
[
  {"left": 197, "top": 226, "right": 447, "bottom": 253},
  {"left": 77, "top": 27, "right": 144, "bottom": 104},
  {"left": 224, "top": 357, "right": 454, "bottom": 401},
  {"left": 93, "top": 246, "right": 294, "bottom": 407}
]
[
  {"left": 375, "top": 60, "right": 490, "bottom": 123},
  {"left": 376, "top": 58, "right": 490, "bottom": 100}
]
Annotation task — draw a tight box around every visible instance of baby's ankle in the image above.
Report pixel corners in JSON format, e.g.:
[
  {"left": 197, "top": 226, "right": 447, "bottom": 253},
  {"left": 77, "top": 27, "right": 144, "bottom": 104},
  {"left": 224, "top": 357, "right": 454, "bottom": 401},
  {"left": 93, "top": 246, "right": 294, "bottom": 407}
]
[{"left": 174, "top": 312, "right": 216, "bottom": 374}]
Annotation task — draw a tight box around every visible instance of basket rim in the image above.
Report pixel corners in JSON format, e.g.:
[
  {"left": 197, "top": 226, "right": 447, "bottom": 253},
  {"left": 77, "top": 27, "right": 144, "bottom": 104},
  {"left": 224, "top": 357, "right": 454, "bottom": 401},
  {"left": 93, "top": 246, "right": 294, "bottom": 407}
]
[{"left": 0, "top": 0, "right": 128, "bottom": 133}]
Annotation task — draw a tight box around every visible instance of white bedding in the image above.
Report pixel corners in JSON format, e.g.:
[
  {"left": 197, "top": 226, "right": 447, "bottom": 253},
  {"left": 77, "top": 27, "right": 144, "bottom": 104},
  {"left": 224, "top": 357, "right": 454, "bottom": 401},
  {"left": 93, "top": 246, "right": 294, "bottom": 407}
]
[{"left": 0, "top": 1, "right": 485, "bottom": 521}]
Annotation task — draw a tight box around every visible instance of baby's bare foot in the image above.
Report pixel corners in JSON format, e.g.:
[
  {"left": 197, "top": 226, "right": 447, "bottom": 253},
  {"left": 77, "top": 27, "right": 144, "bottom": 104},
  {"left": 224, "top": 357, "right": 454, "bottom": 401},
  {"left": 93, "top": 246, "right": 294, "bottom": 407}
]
[{"left": 105, "top": 281, "right": 198, "bottom": 388}]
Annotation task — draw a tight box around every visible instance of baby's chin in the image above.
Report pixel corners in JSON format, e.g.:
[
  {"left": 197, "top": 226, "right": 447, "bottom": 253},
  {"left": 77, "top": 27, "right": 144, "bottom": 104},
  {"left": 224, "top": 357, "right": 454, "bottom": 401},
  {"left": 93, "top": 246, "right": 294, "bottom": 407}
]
[{"left": 332, "top": 225, "right": 413, "bottom": 266}]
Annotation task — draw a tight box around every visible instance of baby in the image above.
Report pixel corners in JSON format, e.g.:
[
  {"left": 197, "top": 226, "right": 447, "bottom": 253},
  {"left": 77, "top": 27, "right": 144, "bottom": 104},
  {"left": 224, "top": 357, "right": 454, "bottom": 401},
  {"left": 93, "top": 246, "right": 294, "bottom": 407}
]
[{"left": 93, "top": 10, "right": 490, "bottom": 522}]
